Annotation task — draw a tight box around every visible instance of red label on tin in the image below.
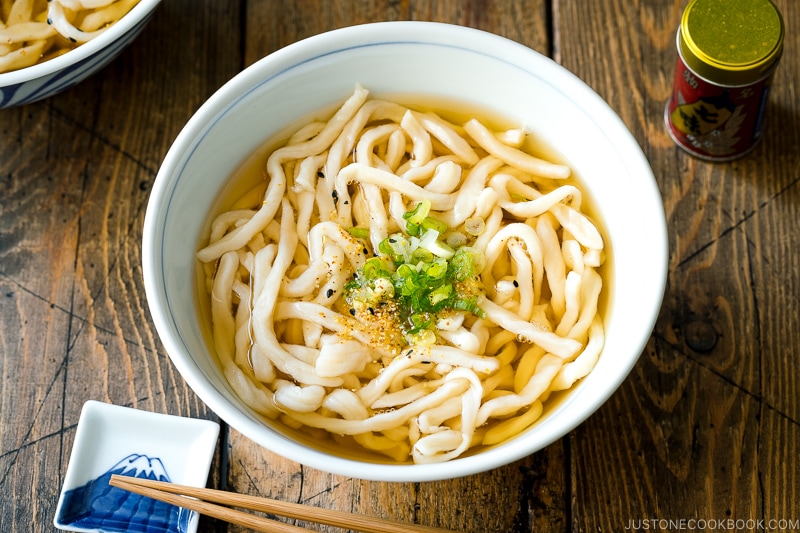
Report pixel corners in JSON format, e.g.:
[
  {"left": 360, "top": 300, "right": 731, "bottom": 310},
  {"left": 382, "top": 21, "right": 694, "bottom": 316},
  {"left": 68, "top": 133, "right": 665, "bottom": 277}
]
[{"left": 665, "top": 54, "right": 772, "bottom": 160}]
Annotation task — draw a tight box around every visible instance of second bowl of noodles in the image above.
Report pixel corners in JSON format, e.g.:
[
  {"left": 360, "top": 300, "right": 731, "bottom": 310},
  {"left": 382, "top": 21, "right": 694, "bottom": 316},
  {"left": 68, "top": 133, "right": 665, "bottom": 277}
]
[
  {"left": 0, "top": 0, "right": 160, "bottom": 108},
  {"left": 143, "top": 21, "right": 668, "bottom": 482}
]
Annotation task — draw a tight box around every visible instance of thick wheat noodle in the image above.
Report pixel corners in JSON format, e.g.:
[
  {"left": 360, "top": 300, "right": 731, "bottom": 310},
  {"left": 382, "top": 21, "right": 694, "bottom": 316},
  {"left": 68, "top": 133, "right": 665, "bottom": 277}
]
[
  {"left": 251, "top": 201, "right": 343, "bottom": 388},
  {"left": 274, "top": 301, "right": 390, "bottom": 358},
  {"left": 79, "top": 0, "right": 137, "bottom": 30},
  {"left": 412, "top": 110, "right": 480, "bottom": 165},
  {"left": 324, "top": 99, "right": 407, "bottom": 189},
  {"left": 476, "top": 353, "right": 563, "bottom": 425},
  {"left": 464, "top": 118, "right": 571, "bottom": 179},
  {"left": 451, "top": 156, "right": 504, "bottom": 225},
  {"left": 336, "top": 163, "right": 455, "bottom": 212},
  {"left": 555, "top": 271, "right": 582, "bottom": 337},
  {"left": 371, "top": 377, "right": 446, "bottom": 409},
  {"left": 535, "top": 213, "right": 567, "bottom": 318},
  {"left": 507, "top": 239, "right": 536, "bottom": 319},
  {"left": 550, "top": 316, "right": 604, "bottom": 390},
  {"left": 478, "top": 299, "right": 582, "bottom": 359},
  {"left": 0, "top": 21, "right": 54, "bottom": 42},
  {"left": 199, "top": 86, "right": 607, "bottom": 464},
  {"left": 490, "top": 173, "right": 584, "bottom": 217},
  {"left": 385, "top": 128, "right": 407, "bottom": 171},
  {"left": 438, "top": 325, "right": 480, "bottom": 353},
  {"left": 419, "top": 159, "right": 462, "bottom": 193},
  {"left": 565, "top": 267, "right": 603, "bottom": 341},
  {"left": 273, "top": 379, "right": 326, "bottom": 413},
  {"left": 400, "top": 110, "right": 433, "bottom": 168},
  {"left": 550, "top": 203, "right": 605, "bottom": 251},
  {"left": 211, "top": 251, "right": 239, "bottom": 366},
  {"left": 0, "top": 39, "right": 43, "bottom": 71},
  {"left": 281, "top": 221, "right": 365, "bottom": 298},
  {"left": 197, "top": 87, "right": 369, "bottom": 263},
  {"left": 291, "top": 154, "right": 327, "bottom": 241},
  {"left": 288, "top": 378, "right": 470, "bottom": 435},
  {"left": 48, "top": 0, "right": 105, "bottom": 41},
  {"left": 412, "top": 368, "right": 482, "bottom": 463},
  {"left": 482, "top": 222, "right": 544, "bottom": 301}
]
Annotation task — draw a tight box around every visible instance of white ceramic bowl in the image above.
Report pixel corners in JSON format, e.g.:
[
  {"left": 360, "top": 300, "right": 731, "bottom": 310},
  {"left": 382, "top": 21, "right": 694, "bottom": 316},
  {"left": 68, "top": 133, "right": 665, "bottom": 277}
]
[
  {"left": 143, "top": 21, "right": 668, "bottom": 482},
  {"left": 0, "top": 0, "right": 161, "bottom": 109}
]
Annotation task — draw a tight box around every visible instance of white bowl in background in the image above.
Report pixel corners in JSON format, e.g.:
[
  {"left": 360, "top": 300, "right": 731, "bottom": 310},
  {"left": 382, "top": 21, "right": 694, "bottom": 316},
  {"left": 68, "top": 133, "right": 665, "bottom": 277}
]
[
  {"left": 143, "top": 21, "right": 668, "bottom": 482},
  {"left": 0, "top": 0, "right": 161, "bottom": 109}
]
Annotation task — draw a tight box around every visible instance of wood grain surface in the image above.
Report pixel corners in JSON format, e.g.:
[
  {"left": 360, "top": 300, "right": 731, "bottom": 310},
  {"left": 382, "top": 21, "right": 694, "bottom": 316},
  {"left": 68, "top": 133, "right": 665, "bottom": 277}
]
[{"left": 1, "top": 1, "right": 798, "bottom": 531}]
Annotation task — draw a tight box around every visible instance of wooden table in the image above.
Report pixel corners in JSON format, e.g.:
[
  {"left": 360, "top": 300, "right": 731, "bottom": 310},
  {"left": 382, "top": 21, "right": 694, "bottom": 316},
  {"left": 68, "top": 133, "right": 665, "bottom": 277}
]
[{"left": 2, "top": 1, "right": 799, "bottom": 531}]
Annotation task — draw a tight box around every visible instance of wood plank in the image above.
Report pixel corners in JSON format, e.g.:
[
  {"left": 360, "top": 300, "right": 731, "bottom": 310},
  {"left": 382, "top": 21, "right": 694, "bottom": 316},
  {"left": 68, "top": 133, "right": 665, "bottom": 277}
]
[
  {"left": 555, "top": 0, "right": 800, "bottom": 525},
  {"left": 244, "top": 0, "right": 550, "bottom": 66},
  {"left": 0, "top": 1, "right": 244, "bottom": 530}
]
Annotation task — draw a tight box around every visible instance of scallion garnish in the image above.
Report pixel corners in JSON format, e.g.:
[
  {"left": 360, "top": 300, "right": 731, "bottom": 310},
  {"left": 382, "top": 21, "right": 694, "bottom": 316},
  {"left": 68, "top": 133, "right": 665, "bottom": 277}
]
[
  {"left": 348, "top": 227, "right": 370, "bottom": 239},
  {"left": 345, "top": 202, "right": 487, "bottom": 347}
]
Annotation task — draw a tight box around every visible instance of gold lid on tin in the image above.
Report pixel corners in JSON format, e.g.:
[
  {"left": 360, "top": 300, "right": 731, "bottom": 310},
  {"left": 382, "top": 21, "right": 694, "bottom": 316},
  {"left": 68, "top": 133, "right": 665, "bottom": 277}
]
[{"left": 679, "top": 0, "right": 784, "bottom": 86}]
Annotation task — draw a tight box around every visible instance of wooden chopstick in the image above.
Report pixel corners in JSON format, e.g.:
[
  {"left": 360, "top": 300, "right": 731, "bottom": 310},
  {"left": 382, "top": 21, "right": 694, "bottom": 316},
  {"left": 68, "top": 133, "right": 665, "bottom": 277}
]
[{"left": 109, "top": 474, "right": 458, "bottom": 533}]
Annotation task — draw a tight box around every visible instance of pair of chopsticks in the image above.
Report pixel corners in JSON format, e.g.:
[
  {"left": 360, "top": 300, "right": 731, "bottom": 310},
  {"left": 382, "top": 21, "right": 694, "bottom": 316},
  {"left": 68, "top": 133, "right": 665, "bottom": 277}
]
[{"left": 109, "top": 474, "right": 458, "bottom": 533}]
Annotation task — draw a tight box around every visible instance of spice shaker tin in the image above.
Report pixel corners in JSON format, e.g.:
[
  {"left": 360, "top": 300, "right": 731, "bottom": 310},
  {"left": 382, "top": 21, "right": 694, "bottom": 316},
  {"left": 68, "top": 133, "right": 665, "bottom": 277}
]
[{"left": 665, "top": 0, "right": 784, "bottom": 161}]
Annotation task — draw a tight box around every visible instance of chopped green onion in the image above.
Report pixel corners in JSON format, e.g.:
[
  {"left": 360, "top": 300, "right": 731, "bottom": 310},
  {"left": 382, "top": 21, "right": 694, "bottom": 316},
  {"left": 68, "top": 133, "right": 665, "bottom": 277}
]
[
  {"left": 446, "top": 231, "right": 467, "bottom": 248},
  {"left": 464, "top": 216, "right": 485, "bottom": 236},
  {"left": 378, "top": 238, "right": 393, "bottom": 255},
  {"left": 344, "top": 208, "right": 488, "bottom": 348},
  {"left": 428, "top": 284, "right": 453, "bottom": 306},
  {"left": 411, "top": 247, "right": 434, "bottom": 263},
  {"left": 403, "top": 199, "right": 431, "bottom": 226},
  {"left": 348, "top": 227, "right": 370, "bottom": 239},
  {"left": 450, "top": 247, "right": 484, "bottom": 281},
  {"left": 407, "top": 329, "right": 436, "bottom": 347},
  {"left": 452, "top": 297, "right": 486, "bottom": 319},
  {"left": 421, "top": 216, "right": 448, "bottom": 233},
  {"left": 425, "top": 258, "right": 448, "bottom": 279},
  {"left": 418, "top": 229, "right": 455, "bottom": 259}
]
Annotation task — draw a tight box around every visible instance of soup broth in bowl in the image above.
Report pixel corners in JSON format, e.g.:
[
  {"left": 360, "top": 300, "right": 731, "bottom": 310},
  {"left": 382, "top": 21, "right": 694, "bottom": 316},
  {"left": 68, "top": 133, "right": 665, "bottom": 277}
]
[{"left": 144, "top": 21, "right": 666, "bottom": 481}]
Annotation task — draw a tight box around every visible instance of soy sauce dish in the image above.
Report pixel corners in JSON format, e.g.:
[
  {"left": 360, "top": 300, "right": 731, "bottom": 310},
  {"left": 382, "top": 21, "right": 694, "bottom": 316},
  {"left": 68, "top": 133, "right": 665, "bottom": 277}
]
[{"left": 142, "top": 22, "right": 667, "bottom": 482}]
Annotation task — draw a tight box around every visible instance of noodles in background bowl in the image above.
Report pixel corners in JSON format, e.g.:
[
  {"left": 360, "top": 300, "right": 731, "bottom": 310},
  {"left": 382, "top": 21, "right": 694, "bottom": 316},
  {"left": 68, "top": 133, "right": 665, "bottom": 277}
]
[
  {"left": 198, "top": 85, "right": 607, "bottom": 464},
  {"left": 0, "top": 0, "right": 139, "bottom": 73}
]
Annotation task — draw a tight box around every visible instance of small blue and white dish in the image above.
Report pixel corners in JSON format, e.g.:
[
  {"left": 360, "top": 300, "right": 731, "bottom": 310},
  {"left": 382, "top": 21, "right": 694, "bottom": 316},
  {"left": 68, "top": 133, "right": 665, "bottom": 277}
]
[
  {"left": 0, "top": 0, "right": 161, "bottom": 109},
  {"left": 54, "top": 401, "right": 219, "bottom": 533}
]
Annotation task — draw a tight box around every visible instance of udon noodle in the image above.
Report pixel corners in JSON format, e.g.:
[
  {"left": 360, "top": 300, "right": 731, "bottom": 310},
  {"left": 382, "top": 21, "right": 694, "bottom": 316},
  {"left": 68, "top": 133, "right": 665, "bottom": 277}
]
[
  {"left": 198, "top": 85, "right": 606, "bottom": 464},
  {"left": 0, "top": 0, "right": 139, "bottom": 73}
]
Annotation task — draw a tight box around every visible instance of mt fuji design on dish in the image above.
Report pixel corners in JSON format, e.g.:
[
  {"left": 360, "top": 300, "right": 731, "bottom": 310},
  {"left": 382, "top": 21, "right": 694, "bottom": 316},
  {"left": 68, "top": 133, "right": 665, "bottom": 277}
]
[{"left": 56, "top": 453, "right": 193, "bottom": 533}]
